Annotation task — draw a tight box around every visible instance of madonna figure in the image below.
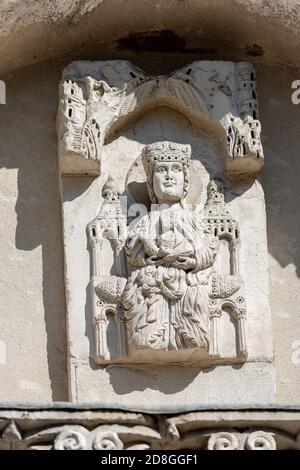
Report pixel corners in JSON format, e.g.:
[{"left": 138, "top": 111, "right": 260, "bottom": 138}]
[{"left": 121, "top": 141, "right": 219, "bottom": 355}]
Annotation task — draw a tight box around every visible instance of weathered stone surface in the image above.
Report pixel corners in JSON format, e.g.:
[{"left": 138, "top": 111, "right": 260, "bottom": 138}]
[
  {"left": 87, "top": 145, "right": 247, "bottom": 363},
  {"left": 1, "top": 1, "right": 300, "bottom": 75},
  {"left": 59, "top": 59, "right": 274, "bottom": 406},
  {"left": 72, "top": 362, "right": 275, "bottom": 408},
  {"left": 1, "top": 8, "right": 300, "bottom": 409},
  {"left": 0, "top": 61, "right": 68, "bottom": 402},
  {"left": 58, "top": 60, "right": 263, "bottom": 178},
  {"left": 0, "top": 406, "right": 299, "bottom": 450}
]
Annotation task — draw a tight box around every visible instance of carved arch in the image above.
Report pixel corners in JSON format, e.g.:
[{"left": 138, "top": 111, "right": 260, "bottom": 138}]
[{"left": 58, "top": 60, "right": 264, "bottom": 179}]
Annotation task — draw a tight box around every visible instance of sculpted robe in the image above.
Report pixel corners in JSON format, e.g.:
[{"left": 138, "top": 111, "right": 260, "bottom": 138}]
[{"left": 121, "top": 207, "right": 219, "bottom": 354}]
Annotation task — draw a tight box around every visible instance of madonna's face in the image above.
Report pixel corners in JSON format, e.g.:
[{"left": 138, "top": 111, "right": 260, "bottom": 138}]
[{"left": 152, "top": 161, "right": 184, "bottom": 204}]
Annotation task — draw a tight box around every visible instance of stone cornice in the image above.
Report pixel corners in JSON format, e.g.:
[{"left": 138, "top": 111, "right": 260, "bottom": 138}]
[{"left": 0, "top": 405, "right": 299, "bottom": 450}]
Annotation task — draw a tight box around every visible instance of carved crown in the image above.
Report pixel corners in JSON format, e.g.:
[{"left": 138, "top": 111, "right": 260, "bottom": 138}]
[{"left": 142, "top": 141, "right": 191, "bottom": 174}]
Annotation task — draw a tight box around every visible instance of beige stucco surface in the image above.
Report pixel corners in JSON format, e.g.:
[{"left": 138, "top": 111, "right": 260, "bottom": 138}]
[
  {"left": 0, "top": 1, "right": 300, "bottom": 404},
  {"left": 259, "top": 64, "right": 300, "bottom": 404},
  {"left": 0, "top": 61, "right": 68, "bottom": 401}
]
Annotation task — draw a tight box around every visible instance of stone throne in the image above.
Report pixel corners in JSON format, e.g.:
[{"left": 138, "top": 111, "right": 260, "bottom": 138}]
[
  {"left": 58, "top": 60, "right": 274, "bottom": 405},
  {"left": 88, "top": 162, "right": 247, "bottom": 365}
]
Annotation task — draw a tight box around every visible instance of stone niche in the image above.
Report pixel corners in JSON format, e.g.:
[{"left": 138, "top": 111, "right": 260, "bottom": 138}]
[{"left": 57, "top": 60, "right": 275, "bottom": 407}]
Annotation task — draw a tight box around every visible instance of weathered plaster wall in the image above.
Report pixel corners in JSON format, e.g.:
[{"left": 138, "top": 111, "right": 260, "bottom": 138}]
[
  {"left": 1, "top": 0, "right": 300, "bottom": 74},
  {"left": 0, "top": 54, "right": 299, "bottom": 403},
  {"left": 0, "top": 60, "right": 68, "bottom": 401}
]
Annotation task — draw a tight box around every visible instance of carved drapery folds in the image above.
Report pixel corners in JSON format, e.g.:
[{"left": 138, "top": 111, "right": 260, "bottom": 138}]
[{"left": 57, "top": 60, "right": 263, "bottom": 178}]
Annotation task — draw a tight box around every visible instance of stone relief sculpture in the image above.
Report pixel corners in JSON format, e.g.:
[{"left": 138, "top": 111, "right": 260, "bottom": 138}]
[
  {"left": 59, "top": 59, "right": 274, "bottom": 402},
  {"left": 123, "top": 142, "right": 218, "bottom": 356},
  {"left": 88, "top": 141, "right": 247, "bottom": 364},
  {"left": 4, "top": 415, "right": 298, "bottom": 450},
  {"left": 57, "top": 60, "right": 263, "bottom": 178}
]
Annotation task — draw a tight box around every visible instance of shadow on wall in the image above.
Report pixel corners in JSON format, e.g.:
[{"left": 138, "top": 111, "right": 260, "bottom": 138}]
[
  {"left": 259, "top": 67, "right": 300, "bottom": 279},
  {"left": 0, "top": 60, "right": 68, "bottom": 400},
  {"left": 104, "top": 364, "right": 244, "bottom": 396}
]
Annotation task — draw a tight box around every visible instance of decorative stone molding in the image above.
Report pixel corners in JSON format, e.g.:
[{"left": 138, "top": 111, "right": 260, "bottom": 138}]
[
  {"left": 0, "top": 407, "right": 299, "bottom": 450},
  {"left": 57, "top": 60, "right": 263, "bottom": 178}
]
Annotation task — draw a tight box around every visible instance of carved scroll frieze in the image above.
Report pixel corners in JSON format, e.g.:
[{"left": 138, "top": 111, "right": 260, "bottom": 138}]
[
  {"left": 57, "top": 61, "right": 263, "bottom": 178},
  {"left": 59, "top": 59, "right": 273, "bottom": 402},
  {"left": 203, "top": 180, "right": 247, "bottom": 358},
  {"left": 0, "top": 421, "right": 158, "bottom": 450}
]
